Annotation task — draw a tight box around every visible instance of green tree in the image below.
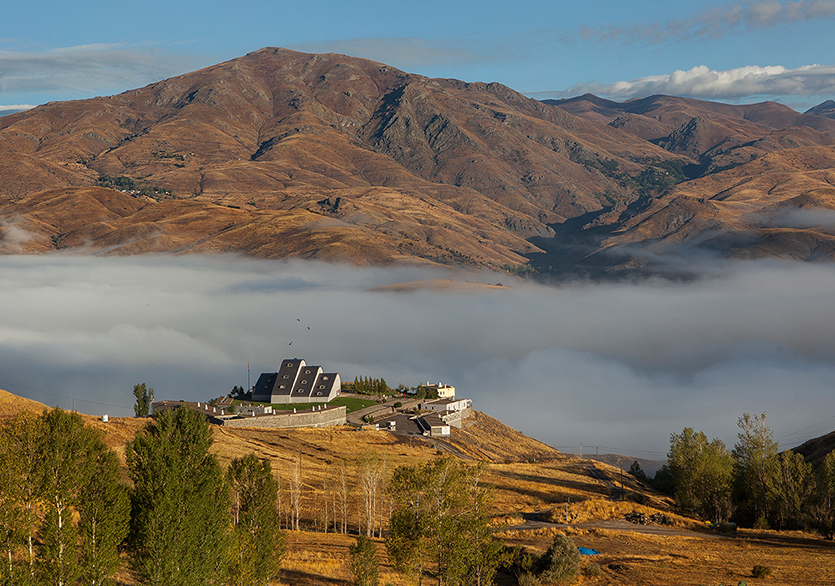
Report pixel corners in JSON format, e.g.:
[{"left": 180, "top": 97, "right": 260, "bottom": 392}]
[
  {"left": 0, "top": 422, "right": 27, "bottom": 584},
  {"left": 773, "top": 450, "right": 815, "bottom": 531},
  {"left": 37, "top": 408, "right": 98, "bottom": 586},
  {"left": 732, "top": 413, "right": 780, "bottom": 527},
  {"left": 628, "top": 461, "right": 649, "bottom": 483},
  {"left": 815, "top": 450, "right": 835, "bottom": 536},
  {"left": 127, "top": 406, "right": 230, "bottom": 586},
  {"left": 226, "top": 454, "right": 285, "bottom": 586},
  {"left": 78, "top": 441, "right": 131, "bottom": 586},
  {"left": 0, "top": 412, "right": 42, "bottom": 583},
  {"left": 132, "top": 383, "right": 155, "bottom": 418},
  {"left": 349, "top": 535, "right": 379, "bottom": 586},
  {"left": 387, "top": 457, "right": 504, "bottom": 586},
  {"left": 668, "top": 428, "right": 733, "bottom": 522}
]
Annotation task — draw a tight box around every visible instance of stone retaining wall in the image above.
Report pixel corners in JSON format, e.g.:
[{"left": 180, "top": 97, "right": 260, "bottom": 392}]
[
  {"left": 218, "top": 406, "right": 347, "bottom": 429},
  {"left": 441, "top": 407, "right": 472, "bottom": 429}
]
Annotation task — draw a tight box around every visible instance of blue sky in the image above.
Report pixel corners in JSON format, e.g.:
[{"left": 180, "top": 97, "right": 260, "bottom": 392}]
[{"left": 2, "top": 1, "right": 835, "bottom": 112}]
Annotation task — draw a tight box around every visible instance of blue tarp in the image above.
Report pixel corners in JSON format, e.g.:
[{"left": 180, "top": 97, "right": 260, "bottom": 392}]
[{"left": 578, "top": 547, "right": 600, "bottom": 556}]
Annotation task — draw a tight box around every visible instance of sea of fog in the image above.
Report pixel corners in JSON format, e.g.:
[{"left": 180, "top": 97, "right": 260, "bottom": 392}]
[{"left": 2, "top": 254, "right": 834, "bottom": 460}]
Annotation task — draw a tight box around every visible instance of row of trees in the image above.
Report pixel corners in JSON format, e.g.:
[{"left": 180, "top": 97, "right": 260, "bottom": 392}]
[
  {"left": 667, "top": 412, "right": 835, "bottom": 531},
  {"left": 347, "top": 377, "right": 391, "bottom": 396},
  {"left": 0, "top": 409, "right": 129, "bottom": 586},
  {"left": 0, "top": 407, "right": 285, "bottom": 586}
]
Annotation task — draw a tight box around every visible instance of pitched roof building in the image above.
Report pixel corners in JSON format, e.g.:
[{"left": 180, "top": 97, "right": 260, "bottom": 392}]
[{"left": 252, "top": 359, "right": 341, "bottom": 404}]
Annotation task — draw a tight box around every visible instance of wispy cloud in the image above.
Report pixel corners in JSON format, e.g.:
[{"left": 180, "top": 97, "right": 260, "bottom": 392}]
[
  {"left": 534, "top": 63, "right": 835, "bottom": 101},
  {"left": 290, "top": 36, "right": 512, "bottom": 70},
  {"left": 581, "top": 1, "right": 835, "bottom": 44},
  {"left": 1, "top": 255, "right": 835, "bottom": 455},
  {"left": 0, "top": 44, "right": 205, "bottom": 100}
]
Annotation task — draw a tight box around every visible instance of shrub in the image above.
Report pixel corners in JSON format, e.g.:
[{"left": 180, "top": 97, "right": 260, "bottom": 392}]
[
  {"left": 349, "top": 535, "right": 379, "bottom": 586},
  {"left": 752, "top": 565, "right": 772, "bottom": 578},
  {"left": 537, "top": 534, "right": 580, "bottom": 584},
  {"left": 393, "top": 402, "right": 402, "bottom": 408},
  {"left": 517, "top": 572, "right": 542, "bottom": 586},
  {"left": 583, "top": 563, "right": 603, "bottom": 577}
]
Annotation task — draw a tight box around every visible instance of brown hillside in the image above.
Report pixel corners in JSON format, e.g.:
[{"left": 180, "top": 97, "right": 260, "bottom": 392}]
[
  {"left": 0, "top": 388, "right": 48, "bottom": 420},
  {"left": 0, "top": 48, "right": 681, "bottom": 270},
  {"left": 3, "top": 52, "right": 835, "bottom": 273}
]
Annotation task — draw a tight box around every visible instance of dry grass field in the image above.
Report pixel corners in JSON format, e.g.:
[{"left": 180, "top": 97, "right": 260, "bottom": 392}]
[{"left": 3, "top": 388, "right": 835, "bottom": 585}]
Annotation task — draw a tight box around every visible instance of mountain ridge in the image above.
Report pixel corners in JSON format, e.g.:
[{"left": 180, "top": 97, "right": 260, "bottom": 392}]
[{"left": 2, "top": 48, "right": 835, "bottom": 274}]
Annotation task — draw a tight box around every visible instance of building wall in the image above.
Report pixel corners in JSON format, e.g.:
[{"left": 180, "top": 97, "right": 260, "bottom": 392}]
[
  {"left": 220, "top": 406, "right": 346, "bottom": 429},
  {"left": 437, "top": 386, "right": 456, "bottom": 399},
  {"left": 420, "top": 398, "right": 471, "bottom": 413},
  {"left": 441, "top": 407, "right": 472, "bottom": 429}
]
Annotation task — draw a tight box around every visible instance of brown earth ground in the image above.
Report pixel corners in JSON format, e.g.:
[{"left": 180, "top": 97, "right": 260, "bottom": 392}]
[{"left": 3, "top": 388, "right": 834, "bottom": 585}]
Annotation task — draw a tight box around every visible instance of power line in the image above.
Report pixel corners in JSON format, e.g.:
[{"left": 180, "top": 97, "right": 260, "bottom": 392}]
[
  {"left": 553, "top": 445, "right": 667, "bottom": 457},
  {"left": 776, "top": 412, "right": 835, "bottom": 441}
]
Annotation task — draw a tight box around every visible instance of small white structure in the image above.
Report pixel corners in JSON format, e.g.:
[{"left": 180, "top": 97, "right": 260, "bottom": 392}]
[{"left": 236, "top": 404, "right": 274, "bottom": 416}]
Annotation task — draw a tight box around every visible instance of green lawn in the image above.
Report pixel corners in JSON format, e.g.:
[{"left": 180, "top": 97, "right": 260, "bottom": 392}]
[{"left": 237, "top": 396, "right": 382, "bottom": 414}]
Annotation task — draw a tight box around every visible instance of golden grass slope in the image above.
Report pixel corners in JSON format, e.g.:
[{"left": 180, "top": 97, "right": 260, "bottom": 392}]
[
  {"left": 4, "top": 390, "right": 835, "bottom": 585},
  {"left": 0, "top": 388, "right": 48, "bottom": 420}
]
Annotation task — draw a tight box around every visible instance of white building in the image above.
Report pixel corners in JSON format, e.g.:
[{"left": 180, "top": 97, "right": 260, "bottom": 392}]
[
  {"left": 418, "top": 398, "right": 471, "bottom": 413},
  {"left": 424, "top": 381, "right": 455, "bottom": 399},
  {"left": 252, "top": 359, "right": 341, "bottom": 404}
]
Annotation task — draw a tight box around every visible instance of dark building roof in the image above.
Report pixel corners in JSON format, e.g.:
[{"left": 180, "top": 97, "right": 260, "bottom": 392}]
[{"left": 252, "top": 359, "right": 340, "bottom": 403}]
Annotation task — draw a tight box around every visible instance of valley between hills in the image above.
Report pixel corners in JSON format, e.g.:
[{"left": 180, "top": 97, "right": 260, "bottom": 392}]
[
  {"left": 3, "top": 388, "right": 835, "bottom": 586},
  {"left": 2, "top": 48, "right": 835, "bottom": 277}
]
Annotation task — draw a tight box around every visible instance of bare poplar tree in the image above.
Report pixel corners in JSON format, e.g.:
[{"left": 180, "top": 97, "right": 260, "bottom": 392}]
[
  {"left": 358, "top": 452, "right": 383, "bottom": 537},
  {"left": 378, "top": 458, "right": 387, "bottom": 538},
  {"left": 275, "top": 461, "right": 283, "bottom": 530},
  {"left": 337, "top": 460, "right": 350, "bottom": 534},
  {"left": 288, "top": 456, "right": 302, "bottom": 531}
]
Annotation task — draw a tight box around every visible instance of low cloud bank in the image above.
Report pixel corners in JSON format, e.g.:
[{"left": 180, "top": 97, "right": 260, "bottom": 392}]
[{"left": 1, "top": 255, "right": 833, "bottom": 458}]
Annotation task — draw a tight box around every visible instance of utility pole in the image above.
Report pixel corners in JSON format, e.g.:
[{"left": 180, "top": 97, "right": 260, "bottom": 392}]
[{"left": 619, "top": 455, "right": 624, "bottom": 500}]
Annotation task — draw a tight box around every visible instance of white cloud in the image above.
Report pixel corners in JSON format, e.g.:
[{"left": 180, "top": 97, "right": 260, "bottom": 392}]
[
  {"left": 1, "top": 255, "right": 835, "bottom": 457},
  {"left": 0, "top": 44, "right": 204, "bottom": 100},
  {"left": 290, "top": 36, "right": 495, "bottom": 69},
  {"left": 581, "top": 1, "right": 835, "bottom": 44},
  {"left": 535, "top": 63, "right": 835, "bottom": 101}
]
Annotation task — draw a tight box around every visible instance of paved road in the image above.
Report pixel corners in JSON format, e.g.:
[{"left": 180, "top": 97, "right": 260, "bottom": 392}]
[{"left": 343, "top": 395, "right": 415, "bottom": 425}]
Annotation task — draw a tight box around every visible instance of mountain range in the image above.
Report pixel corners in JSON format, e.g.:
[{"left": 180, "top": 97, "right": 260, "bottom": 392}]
[{"left": 3, "top": 48, "right": 835, "bottom": 276}]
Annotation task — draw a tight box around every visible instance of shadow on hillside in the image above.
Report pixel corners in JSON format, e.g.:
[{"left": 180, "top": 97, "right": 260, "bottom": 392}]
[
  {"left": 742, "top": 532, "right": 835, "bottom": 553},
  {"left": 524, "top": 206, "right": 700, "bottom": 283},
  {"left": 488, "top": 468, "right": 610, "bottom": 500},
  {"left": 279, "top": 569, "right": 351, "bottom": 586}
]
